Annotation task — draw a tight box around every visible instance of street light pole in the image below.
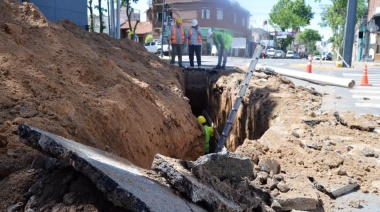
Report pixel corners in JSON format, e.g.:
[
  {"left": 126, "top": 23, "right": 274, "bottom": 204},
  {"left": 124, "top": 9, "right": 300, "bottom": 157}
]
[{"left": 160, "top": 0, "right": 165, "bottom": 58}]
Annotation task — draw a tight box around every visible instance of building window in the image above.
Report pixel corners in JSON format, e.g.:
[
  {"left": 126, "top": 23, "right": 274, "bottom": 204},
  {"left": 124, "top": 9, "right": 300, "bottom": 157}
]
[
  {"left": 242, "top": 18, "right": 245, "bottom": 26},
  {"left": 233, "top": 14, "right": 236, "bottom": 24},
  {"left": 202, "top": 9, "right": 210, "bottom": 19},
  {"left": 217, "top": 9, "right": 223, "bottom": 20},
  {"left": 157, "top": 12, "right": 162, "bottom": 22}
]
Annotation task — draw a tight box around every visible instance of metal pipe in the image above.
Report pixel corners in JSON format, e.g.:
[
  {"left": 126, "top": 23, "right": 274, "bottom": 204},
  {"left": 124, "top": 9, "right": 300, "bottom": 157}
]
[{"left": 256, "top": 65, "right": 355, "bottom": 88}]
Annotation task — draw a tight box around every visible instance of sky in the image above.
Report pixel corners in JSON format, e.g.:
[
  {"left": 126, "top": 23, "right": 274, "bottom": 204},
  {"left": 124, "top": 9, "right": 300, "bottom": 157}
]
[{"left": 131, "top": 0, "right": 333, "bottom": 41}]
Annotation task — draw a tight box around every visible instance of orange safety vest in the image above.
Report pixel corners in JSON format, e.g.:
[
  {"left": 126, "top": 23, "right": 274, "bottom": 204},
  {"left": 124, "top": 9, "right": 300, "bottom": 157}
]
[
  {"left": 171, "top": 26, "right": 185, "bottom": 44},
  {"left": 188, "top": 28, "right": 202, "bottom": 44}
]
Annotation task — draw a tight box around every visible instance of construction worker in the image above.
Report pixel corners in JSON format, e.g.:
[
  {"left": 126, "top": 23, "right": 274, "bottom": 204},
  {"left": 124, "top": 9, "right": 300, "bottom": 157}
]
[
  {"left": 170, "top": 18, "right": 185, "bottom": 67},
  {"left": 188, "top": 19, "right": 202, "bottom": 68},
  {"left": 208, "top": 28, "right": 232, "bottom": 70},
  {"left": 197, "top": 115, "right": 213, "bottom": 154}
]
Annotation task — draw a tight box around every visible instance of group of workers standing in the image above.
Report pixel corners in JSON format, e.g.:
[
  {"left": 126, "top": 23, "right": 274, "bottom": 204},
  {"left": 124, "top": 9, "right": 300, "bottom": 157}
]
[{"left": 169, "top": 18, "right": 232, "bottom": 70}]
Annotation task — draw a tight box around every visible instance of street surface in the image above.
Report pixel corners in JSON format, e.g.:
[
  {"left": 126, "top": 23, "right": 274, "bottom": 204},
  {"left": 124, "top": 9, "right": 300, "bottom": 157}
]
[{"left": 164, "top": 55, "right": 380, "bottom": 115}]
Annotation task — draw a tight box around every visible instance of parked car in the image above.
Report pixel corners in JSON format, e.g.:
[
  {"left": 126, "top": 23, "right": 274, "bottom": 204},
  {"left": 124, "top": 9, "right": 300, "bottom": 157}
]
[
  {"left": 293, "top": 53, "right": 300, "bottom": 59},
  {"left": 274, "top": 50, "right": 285, "bottom": 59},
  {"left": 144, "top": 41, "right": 170, "bottom": 55},
  {"left": 286, "top": 51, "right": 294, "bottom": 59},
  {"left": 321, "top": 52, "right": 333, "bottom": 60},
  {"left": 266, "top": 48, "right": 275, "bottom": 58},
  {"left": 313, "top": 55, "right": 321, "bottom": 60}
]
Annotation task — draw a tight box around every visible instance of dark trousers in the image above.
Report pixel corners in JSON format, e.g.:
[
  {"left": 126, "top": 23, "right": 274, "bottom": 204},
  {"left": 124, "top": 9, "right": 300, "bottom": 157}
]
[
  {"left": 188, "top": 45, "right": 201, "bottom": 67},
  {"left": 171, "top": 44, "right": 183, "bottom": 66}
]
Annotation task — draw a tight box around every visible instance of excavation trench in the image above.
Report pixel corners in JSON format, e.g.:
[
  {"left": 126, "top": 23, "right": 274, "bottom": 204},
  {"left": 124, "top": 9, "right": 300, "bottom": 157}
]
[{"left": 184, "top": 68, "right": 277, "bottom": 152}]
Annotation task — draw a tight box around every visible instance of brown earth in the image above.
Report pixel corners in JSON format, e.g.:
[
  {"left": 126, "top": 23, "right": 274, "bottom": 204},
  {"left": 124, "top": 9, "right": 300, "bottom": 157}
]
[{"left": 1, "top": 0, "right": 380, "bottom": 211}]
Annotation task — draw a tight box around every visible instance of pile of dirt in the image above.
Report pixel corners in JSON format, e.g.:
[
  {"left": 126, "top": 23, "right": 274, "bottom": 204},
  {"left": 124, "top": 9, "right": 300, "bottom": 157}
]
[{"left": 0, "top": 0, "right": 204, "bottom": 210}]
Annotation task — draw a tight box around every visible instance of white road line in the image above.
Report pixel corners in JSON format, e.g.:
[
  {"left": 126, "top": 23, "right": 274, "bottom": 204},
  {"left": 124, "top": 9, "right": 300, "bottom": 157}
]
[
  {"left": 355, "top": 102, "right": 380, "bottom": 108},
  {"left": 350, "top": 90, "right": 380, "bottom": 93},
  {"left": 343, "top": 73, "right": 378, "bottom": 76},
  {"left": 352, "top": 95, "right": 380, "bottom": 99},
  {"left": 353, "top": 85, "right": 380, "bottom": 88}
]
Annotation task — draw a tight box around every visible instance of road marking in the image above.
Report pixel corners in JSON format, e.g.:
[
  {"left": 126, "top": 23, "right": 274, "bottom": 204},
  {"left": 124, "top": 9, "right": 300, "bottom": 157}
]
[
  {"left": 343, "top": 73, "right": 378, "bottom": 77},
  {"left": 355, "top": 102, "right": 380, "bottom": 108},
  {"left": 350, "top": 90, "right": 380, "bottom": 93},
  {"left": 352, "top": 95, "right": 380, "bottom": 99}
]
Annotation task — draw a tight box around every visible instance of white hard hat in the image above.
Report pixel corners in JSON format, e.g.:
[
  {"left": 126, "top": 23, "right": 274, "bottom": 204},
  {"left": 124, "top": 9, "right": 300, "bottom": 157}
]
[
  {"left": 208, "top": 28, "right": 214, "bottom": 37},
  {"left": 191, "top": 19, "right": 198, "bottom": 27}
]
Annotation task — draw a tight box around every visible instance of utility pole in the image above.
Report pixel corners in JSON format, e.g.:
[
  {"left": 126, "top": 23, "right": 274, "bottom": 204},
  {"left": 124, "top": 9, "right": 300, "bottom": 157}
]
[
  {"left": 160, "top": 0, "right": 166, "bottom": 58},
  {"left": 116, "top": 0, "right": 120, "bottom": 39},
  {"left": 342, "top": 0, "right": 358, "bottom": 67},
  {"left": 110, "top": 0, "right": 115, "bottom": 38}
]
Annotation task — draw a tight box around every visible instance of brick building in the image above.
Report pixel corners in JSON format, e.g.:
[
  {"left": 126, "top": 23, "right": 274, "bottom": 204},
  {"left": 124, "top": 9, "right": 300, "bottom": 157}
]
[{"left": 147, "top": 0, "right": 251, "bottom": 55}]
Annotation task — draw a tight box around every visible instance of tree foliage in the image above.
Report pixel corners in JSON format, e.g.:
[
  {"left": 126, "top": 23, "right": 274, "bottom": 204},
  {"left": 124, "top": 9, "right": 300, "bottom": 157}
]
[
  {"left": 269, "top": 0, "right": 314, "bottom": 31},
  {"left": 297, "top": 29, "right": 322, "bottom": 52},
  {"left": 318, "top": 0, "right": 367, "bottom": 54},
  {"left": 121, "top": 0, "right": 139, "bottom": 39},
  {"left": 145, "top": 34, "right": 153, "bottom": 44}
]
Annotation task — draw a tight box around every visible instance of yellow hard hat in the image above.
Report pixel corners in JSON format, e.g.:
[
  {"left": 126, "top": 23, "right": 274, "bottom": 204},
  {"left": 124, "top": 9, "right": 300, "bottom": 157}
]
[
  {"left": 197, "top": 116, "right": 206, "bottom": 124},
  {"left": 209, "top": 127, "right": 215, "bottom": 136},
  {"left": 176, "top": 18, "right": 182, "bottom": 24}
]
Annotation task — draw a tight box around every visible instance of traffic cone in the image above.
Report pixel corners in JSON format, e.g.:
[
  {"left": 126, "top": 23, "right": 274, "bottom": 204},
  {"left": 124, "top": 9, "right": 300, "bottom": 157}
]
[
  {"left": 306, "top": 54, "right": 312, "bottom": 73},
  {"left": 360, "top": 64, "right": 372, "bottom": 86}
]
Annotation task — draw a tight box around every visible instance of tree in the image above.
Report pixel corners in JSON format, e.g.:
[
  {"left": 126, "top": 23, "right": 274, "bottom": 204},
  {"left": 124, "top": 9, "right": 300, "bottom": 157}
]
[
  {"left": 121, "top": 0, "right": 139, "bottom": 39},
  {"left": 269, "top": 0, "right": 314, "bottom": 31},
  {"left": 318, "top": 0, "right": 367, "bottom": 54},
  {"left": 88, "top": 0, "right": 94, "bottom": 32},
  {"left": 145, "top": 34, "right": 153, "bottom": 44},
  {"left": 95, "top": 0, "right": 107, "bottom": 33},
  {"left": 297, "top": 29, "right": 322, "bottom": 53},
  {"left": 269, "top": 0, "right": 314, "bottom": 50}
]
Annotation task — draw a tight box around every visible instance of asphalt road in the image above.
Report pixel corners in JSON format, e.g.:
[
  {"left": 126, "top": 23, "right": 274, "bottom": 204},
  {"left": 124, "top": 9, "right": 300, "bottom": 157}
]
[{"left": 165, "top": 55, "right": 379, "bottom": 115}]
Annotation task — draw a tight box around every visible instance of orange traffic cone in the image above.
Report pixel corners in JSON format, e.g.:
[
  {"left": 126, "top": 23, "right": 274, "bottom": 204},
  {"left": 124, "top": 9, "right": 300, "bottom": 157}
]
[
  {"left": 306, "top": 54, "right": 312, "bottom": 73},
  {"left": 360, "top": 64, "right": 372, "bottom": 86}
]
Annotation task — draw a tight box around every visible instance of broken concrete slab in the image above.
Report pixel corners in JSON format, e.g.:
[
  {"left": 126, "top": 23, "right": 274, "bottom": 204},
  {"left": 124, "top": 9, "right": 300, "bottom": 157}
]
[
  {"left": 152, "top": 154, "right": 244, "bottom": 211},
  {"left": 334, "top": 112, "right": 376, "bottom": 132},
  {"left": 274, "top": 175, "right": 318, "bottom": 211},
  {"left": 313, "top": 176, "right": 358, "bottom": 198},
  {"left": 18, "top": 124, "right": 206, "bottom": 212},
  {"left": 191, "top": 151, "right": 254, "bottom": 182}
]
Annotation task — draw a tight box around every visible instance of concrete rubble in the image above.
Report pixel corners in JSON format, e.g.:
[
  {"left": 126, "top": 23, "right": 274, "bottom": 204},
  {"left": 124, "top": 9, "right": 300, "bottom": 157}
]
[
  {"left": 18, "top": 123, "right": 369, "bottom": 211},
  {"left": 17, "top": 124, "right": 205, "bottom": 212}
]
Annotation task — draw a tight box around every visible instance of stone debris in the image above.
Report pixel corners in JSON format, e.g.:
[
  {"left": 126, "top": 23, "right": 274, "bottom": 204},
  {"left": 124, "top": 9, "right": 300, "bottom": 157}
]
[
  {"left": 274, "top": 175, "right": 319, "bottom": 211},
  {"left": 18, "top": 124, "right": 205, "bottom": 212},
  {"left": 313, "top": 176, "right": 358, "bottom": 198}
]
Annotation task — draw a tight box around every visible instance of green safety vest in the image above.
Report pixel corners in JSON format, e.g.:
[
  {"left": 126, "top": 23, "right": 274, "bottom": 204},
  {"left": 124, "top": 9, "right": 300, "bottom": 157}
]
[
  {"left": 204, "top": 125, "right": 210, "bottom": 154},
  {"left": 214, "top": 32, "right": 232, "bottom": 49}
]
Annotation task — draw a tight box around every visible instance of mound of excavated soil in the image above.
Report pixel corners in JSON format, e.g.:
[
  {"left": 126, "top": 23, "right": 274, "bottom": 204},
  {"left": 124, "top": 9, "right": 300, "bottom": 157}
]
[{"left": 0, "top": 0, "right": 204, "bottom": 210}]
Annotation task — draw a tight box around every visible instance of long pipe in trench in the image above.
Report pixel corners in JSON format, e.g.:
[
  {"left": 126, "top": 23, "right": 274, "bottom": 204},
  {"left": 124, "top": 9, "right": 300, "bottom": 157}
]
[{"left": 256, "top": 65, "right": 355, "bottom": 88}]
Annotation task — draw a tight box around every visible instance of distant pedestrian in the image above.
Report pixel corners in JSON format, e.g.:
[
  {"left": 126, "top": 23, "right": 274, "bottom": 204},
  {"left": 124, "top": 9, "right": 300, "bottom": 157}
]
[
  {"left": 188, "top": 19, "right": 202, "bottom": 68},
  {"left": 208, "top": 28, "right": 232, "bottom": 70},
  {"left": 170, "top": 18, "right": 185, "bottom": 67}
]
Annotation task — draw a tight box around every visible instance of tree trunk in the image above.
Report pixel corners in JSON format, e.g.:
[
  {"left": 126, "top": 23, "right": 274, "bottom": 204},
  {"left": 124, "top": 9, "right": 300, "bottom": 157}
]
[
  {"left": 98, "top": 0, "right": 104, "bottom": 33},
  {"left": 88, "top": 0, "right": 94, "bottom": 32}
]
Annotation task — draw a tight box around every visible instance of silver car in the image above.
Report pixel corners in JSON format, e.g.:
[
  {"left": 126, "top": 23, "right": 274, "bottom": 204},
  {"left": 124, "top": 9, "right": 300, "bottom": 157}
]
[{"left": 274, "top": 50, "right": 285, "bottom": 59}]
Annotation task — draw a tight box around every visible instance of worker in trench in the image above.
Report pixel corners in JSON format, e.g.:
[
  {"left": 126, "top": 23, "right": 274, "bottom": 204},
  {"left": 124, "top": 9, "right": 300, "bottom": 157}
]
[{"left": 197, "top": 116, "right": 214, "bottom": 154}]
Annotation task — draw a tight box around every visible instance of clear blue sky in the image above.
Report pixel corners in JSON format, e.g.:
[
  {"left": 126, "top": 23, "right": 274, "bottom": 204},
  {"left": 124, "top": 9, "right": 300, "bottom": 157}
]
[{"left": 132, "top": 0, "right": 333, "bottom": 40}]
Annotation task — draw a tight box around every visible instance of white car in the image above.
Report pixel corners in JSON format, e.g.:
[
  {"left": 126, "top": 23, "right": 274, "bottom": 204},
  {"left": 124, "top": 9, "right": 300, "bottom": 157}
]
[
  {"left": 144, "top": 41, "right": 170, "bottom": 55},
  {"left": 286, "top": 51, "right": 294, "bottom": 59},
  {"left": 266, "top": 48, "right": 275, "bottom": 58}
]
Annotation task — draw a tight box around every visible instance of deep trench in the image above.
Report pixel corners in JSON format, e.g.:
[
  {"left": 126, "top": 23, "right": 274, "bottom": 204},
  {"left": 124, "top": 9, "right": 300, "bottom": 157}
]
[{"left": 184, "top": 69, "right": 274, "bottom": 152}]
